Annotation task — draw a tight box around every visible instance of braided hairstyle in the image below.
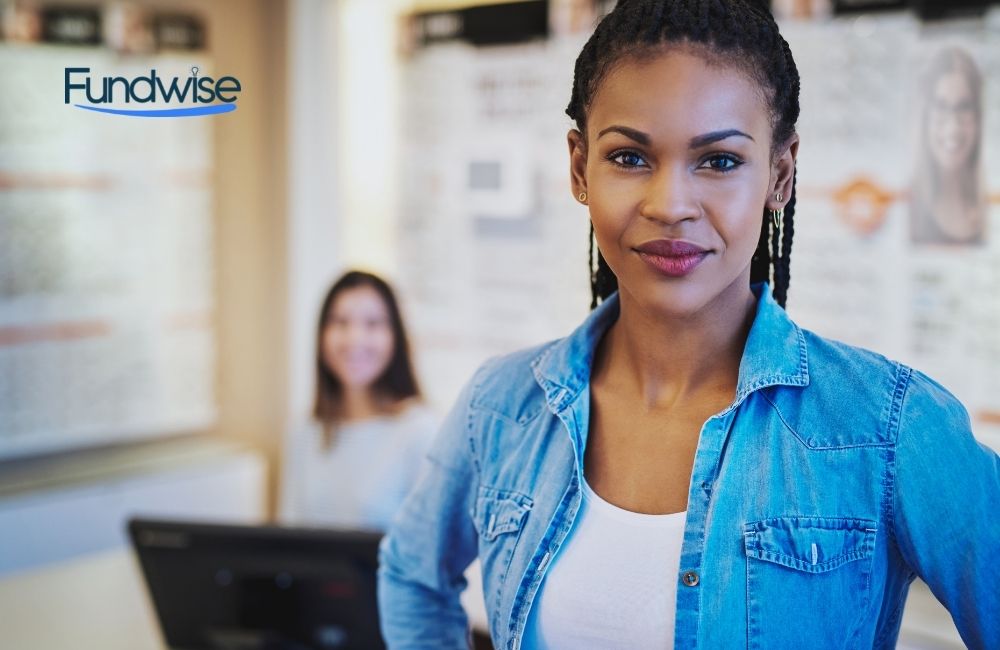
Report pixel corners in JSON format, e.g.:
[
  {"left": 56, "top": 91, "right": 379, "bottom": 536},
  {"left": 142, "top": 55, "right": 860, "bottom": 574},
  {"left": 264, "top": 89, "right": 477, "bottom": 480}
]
[{"left": 571, "top": 0, "right": 800, "bottom": 309}]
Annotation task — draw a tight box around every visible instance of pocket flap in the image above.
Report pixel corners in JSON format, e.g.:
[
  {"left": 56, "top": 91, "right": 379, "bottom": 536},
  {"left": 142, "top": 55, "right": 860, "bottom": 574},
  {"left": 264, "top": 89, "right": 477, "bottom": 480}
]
[
  {"left": 744, "top": 516, "right": 877, "bottom": 574},
  {"left": 473, "top": 486, "right": 532, "bottom": 541}
]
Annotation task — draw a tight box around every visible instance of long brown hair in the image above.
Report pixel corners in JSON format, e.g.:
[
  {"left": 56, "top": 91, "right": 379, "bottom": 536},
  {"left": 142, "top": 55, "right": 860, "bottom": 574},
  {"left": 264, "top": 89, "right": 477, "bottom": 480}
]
[{"left": 312, "top": 271, "right": 421, "bottom": 446}]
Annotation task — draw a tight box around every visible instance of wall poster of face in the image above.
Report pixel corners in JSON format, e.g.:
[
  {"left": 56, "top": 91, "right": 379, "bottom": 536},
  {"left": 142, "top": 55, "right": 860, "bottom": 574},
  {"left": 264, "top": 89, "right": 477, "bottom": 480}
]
[{"left": 910, "top": 47, "right": 987, "bottom": 247}]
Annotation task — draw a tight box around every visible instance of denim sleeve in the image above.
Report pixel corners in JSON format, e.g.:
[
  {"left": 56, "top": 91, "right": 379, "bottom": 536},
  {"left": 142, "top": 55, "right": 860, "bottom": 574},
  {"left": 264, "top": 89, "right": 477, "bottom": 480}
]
[
  {"left": 377, "top": 363, "right": 489, "bottom": 649},
  {"left": 893, "top": 368, "right": 1000, "bottom": 649}
]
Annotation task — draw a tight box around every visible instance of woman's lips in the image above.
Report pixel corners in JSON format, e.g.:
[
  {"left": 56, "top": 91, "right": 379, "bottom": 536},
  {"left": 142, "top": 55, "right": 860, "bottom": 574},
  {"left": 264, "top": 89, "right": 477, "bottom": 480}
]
[{"left": 635, "top": 239, "right": 710, "bottom": 277}]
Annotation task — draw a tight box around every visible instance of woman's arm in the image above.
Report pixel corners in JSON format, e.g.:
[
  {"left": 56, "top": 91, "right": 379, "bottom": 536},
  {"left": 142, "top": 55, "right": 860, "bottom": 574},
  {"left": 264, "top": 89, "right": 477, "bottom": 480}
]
[
  {"left": 377, "top": 365, "right": 489, "bottom": 649},
  {"left": 893, "top": 368, "right": 1000, "bottom": 649}
]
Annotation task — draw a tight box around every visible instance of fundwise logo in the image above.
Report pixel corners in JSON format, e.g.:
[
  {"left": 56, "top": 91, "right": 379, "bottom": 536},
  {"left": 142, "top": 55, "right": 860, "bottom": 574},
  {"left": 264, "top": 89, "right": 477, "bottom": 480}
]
[{"left": 64, "top": 66, "right": 241, "bottom": 117}]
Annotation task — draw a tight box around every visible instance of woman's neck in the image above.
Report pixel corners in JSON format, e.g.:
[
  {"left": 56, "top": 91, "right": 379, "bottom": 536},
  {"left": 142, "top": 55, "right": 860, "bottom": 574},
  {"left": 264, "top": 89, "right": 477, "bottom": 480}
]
[
  {"left": 930, "top": 174, "right": 981, "bottom": 240},
  {"left": 341, "top": 388, "right": 383, "bottom": 421},
  {"left": 594, "top": 280, "right": 758, "bottom": 410}
]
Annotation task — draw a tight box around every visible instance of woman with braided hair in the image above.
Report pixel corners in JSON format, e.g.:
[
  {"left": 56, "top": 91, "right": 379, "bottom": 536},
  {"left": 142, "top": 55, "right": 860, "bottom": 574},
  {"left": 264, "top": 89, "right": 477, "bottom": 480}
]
[{"left": 378, "top": 1, "right": 1000, "bottom": 648}]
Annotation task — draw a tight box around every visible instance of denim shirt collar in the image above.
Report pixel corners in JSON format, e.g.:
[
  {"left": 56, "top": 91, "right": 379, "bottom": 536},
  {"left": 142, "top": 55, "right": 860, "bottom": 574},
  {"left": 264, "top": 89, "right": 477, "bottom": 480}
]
[{"left": 529, "top": 282, "right": 810, "bottom": 413}]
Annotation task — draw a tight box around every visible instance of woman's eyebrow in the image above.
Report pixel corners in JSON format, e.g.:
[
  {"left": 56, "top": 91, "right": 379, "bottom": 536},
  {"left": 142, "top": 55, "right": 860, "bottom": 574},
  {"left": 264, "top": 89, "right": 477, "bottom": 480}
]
[
  {"left": 596, "top": 125, "right": 755, "bottom": 148},
  {"left": 689, "top": 129, "right": 754, "bottom": 148},
  {"left": 596, "top": 125, "right": 650, "bottom": 144}
]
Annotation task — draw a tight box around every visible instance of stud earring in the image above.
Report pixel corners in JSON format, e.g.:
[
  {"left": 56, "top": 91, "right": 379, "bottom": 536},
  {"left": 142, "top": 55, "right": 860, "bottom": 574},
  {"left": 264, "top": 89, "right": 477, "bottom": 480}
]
[
  {"left": 578, "top": 191, "right": 588, "bottom": 203},
  {"left": 770, "top": 192, "right": 784, "bottom": 228}
]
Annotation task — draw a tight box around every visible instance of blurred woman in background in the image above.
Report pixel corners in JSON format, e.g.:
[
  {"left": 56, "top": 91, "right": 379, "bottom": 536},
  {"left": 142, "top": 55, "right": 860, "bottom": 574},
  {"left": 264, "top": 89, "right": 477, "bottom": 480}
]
[
  {"left": 910, "top": 47, "right": 987, "bottom": 246},
  {"left": 279, "top": 270, "right": 437, "bottom": 531}
]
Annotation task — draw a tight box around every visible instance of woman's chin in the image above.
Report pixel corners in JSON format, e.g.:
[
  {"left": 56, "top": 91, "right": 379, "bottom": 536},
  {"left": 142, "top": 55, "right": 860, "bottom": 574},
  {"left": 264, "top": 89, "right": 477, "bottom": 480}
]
[
  {"left": 338, "top": 374, "right": 380, "bottom": 392},
  {"left": 623, "top": 271, "right": 753, "bottom": 321},
  {"left": 627, "top": 279, "right": 714, "bottom": 318}
]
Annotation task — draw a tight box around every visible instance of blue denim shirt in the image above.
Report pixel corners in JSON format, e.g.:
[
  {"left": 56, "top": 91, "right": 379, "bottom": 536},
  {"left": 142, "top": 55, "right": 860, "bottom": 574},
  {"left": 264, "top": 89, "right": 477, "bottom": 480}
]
[{"left": 378, "top": 283, "right": 1000, "bottom": 649}]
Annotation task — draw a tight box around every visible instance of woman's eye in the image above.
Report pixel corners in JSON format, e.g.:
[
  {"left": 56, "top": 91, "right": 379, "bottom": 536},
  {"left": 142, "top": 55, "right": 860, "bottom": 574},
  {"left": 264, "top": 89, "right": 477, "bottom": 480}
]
[
  {"left": 701, "top": 153, "right": 743, "bottom": 172},
  {"left": 608, "top": 150, "right": 648, "bottom": 168}
]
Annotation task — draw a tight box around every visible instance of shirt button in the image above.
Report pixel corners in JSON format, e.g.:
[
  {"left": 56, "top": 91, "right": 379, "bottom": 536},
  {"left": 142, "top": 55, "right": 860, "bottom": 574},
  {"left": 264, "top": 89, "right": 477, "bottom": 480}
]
[{"left": 682, "top": 570, "right": 700, "bottom": 587}]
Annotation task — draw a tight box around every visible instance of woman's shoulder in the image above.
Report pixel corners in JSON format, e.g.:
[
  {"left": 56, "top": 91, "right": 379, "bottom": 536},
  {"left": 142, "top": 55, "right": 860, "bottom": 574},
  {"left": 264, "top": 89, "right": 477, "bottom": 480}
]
[
  {"left": 281, "top": 417, "right": 328, "bottom": 467},
  {"left": 789, "top": 326, "right": 970, "bottom": 442},
  {"left": 896, "top": 366, "right": 972, "bottom": 433},
  {"left": 798, "top": 326, "right": 962, "bottom": 407},
  {"left": 797, "top": 326, "right": 902, "bottom": 382},
  {"left": 480, "top": 339, "right": 560, "bottom": 377},
  {"left": 365, "top": 399, "right": 438, "bottom": 458},
  {"left": 286, "top": 416, "right": 324, "bottom": 441},
  {"left": 391, "top": 397, "right": 438, "bottom": 427},
  {"left": 460, "top": 339, "right": 563, "bottom": 416}
]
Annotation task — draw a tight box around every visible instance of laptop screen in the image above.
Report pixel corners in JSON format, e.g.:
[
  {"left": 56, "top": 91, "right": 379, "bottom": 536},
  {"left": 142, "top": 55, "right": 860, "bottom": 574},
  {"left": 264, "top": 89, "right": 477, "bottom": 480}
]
[{"left": 128, "top": 518, "right": 385, "bottom": 650}]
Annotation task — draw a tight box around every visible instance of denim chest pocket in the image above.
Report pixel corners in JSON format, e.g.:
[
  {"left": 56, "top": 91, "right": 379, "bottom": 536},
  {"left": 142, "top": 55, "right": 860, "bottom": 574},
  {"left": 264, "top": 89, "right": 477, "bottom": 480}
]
[
  {"left": 472, "top": 486, "right": 532, "bottom": 630},
  {"left": 743, "top": 516, "right": 877, "bottom": 650},
  {"left": 474, "top": 486, "right": 531, "bottom": 541}
]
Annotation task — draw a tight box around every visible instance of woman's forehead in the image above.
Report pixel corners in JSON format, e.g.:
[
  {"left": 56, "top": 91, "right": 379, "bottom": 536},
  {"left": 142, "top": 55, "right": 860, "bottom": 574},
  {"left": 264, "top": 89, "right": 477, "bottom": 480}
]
[
  {"left": 933, "top": 71, "right": 973, "bottom": 99},
  {"left": 587, "top": 50, "right": 771, "bottom": 143},
  {"left": 330, "top": 287, "right": 388, "bottom": 315}
]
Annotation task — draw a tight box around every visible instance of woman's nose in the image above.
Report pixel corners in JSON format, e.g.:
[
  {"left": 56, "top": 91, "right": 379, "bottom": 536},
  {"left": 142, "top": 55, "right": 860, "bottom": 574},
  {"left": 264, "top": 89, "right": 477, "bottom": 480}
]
[
  {"left": 343, "top": 323, "right": 368, "bottom": 346},
  {"left": 638, "top": 165, "right": 700, "bottom": 225}
]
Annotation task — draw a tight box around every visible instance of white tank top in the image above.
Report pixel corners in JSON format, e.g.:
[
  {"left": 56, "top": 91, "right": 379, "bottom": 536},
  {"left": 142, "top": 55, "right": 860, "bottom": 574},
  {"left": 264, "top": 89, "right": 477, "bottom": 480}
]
[{"left": 522, "top": 478, "right": 687, "bottom": 649}]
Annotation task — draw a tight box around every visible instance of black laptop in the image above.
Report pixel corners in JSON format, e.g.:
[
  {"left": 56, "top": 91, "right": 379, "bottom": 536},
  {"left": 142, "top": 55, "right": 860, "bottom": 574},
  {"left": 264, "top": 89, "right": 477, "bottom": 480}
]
[{"left": 128, "top": 518, "right": 385, "bottom": 650}]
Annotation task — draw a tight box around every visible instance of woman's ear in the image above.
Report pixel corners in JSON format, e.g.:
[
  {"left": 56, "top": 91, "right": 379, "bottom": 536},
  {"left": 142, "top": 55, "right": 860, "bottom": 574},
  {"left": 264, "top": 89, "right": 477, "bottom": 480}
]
[
  {"left": 768, "top": 133, "right": 800, "bottom": 210},
  {"left": 567, "top": 128, "right": 588, "bottom": 203}
]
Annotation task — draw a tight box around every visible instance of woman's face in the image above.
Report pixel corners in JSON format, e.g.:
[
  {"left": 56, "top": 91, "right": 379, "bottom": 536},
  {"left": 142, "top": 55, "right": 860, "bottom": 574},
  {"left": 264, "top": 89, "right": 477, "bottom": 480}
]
[
  {"left": 569, "top": 49, "right": 796, "bottom": 316},
  {"left": 927, "top": 71, "right": 978, "bottom": 172},
  {"left": 321, "top": 286, "right": 395, "bottom": 391}
]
